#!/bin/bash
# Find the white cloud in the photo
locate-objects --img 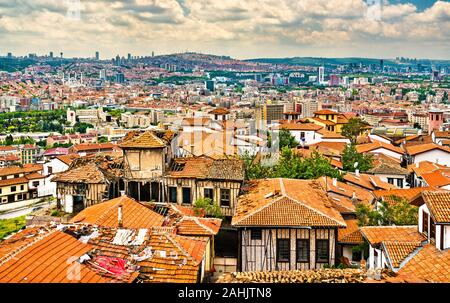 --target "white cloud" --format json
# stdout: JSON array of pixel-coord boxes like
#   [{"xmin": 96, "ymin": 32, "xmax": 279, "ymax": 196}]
[{"xmin": 0, "ymin": 0, "xmax": 449, "ymax": 58}]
